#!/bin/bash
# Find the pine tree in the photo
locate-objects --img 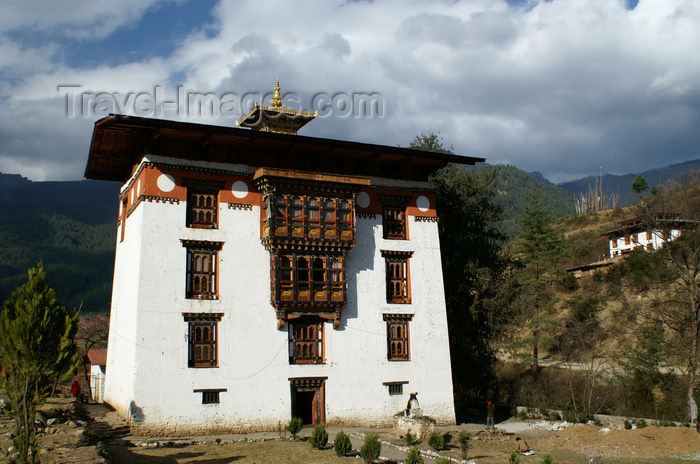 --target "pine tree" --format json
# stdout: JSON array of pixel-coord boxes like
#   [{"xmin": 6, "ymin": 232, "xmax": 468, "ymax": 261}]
[
  {"xmin": 0, "ymin": 263, "xmax": 79, "ymax": 463},
  {"xmin": 632, "ymin": 173, "xmax": 649, "ymax": 196},
  {"xmin": 513, "ymin": 190, "xmax": 567, "ymax": 372}
]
